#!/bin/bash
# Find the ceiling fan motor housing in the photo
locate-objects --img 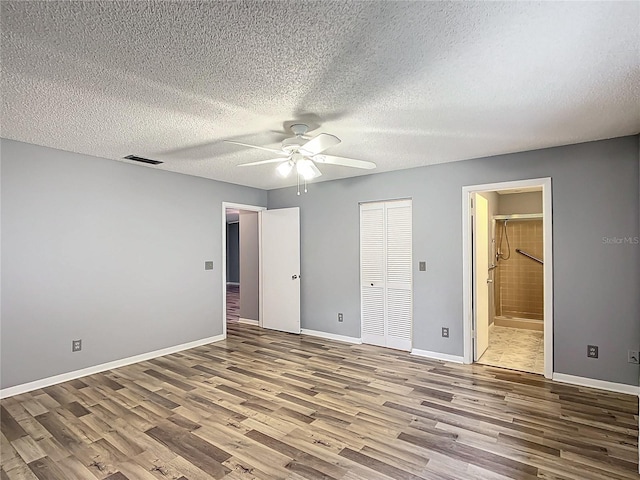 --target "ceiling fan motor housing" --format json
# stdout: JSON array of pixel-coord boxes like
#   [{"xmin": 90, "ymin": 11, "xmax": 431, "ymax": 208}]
[
  {"xmin": 289, "ymin": 124, "xmax": 309, "ymax": 136},
  {"xmin": 281, "ymin": 136, "xmax": 306, "ymax": 152}
]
